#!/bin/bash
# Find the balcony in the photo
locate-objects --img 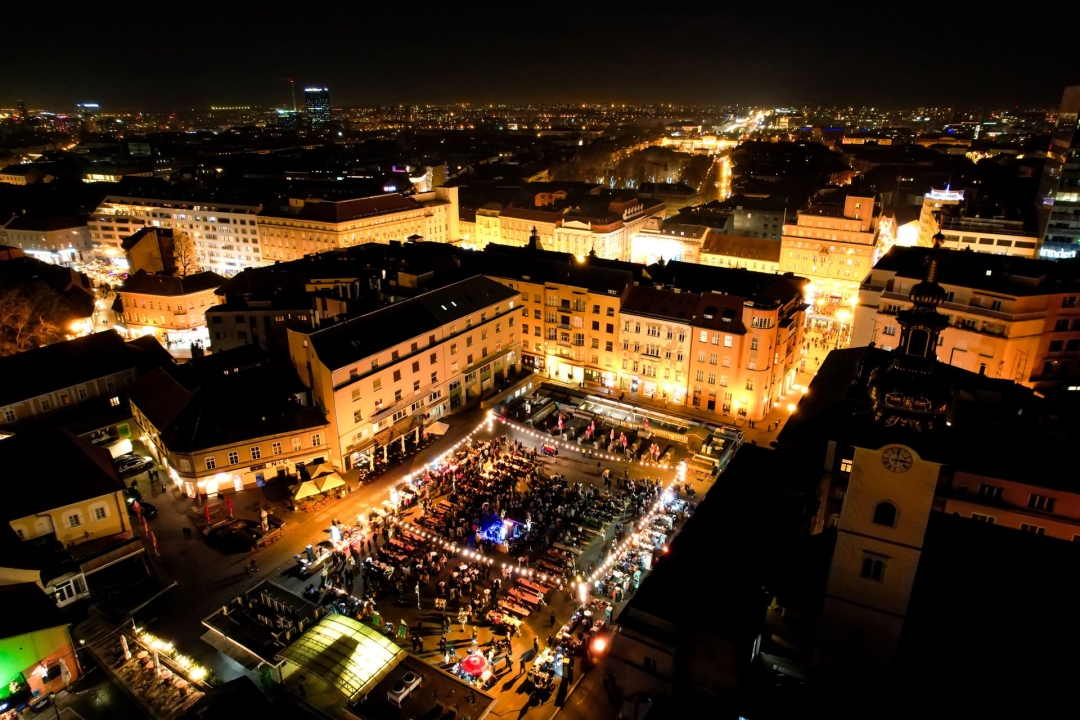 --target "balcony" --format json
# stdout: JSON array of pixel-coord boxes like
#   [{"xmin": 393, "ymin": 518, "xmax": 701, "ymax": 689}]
[{"xmin": 878, "ymin": 291, "xmax": 1045, "ymax": 323}]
